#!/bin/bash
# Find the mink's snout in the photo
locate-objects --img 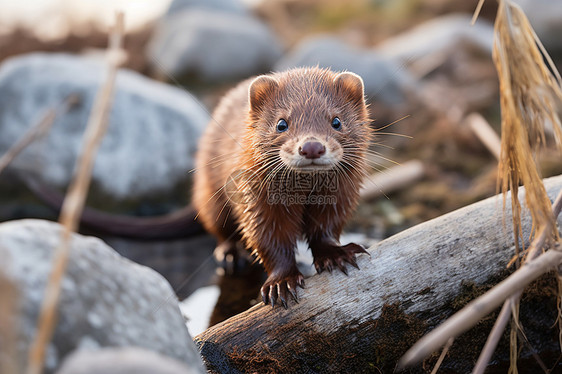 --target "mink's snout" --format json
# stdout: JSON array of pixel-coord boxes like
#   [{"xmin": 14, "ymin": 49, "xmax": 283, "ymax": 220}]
[{"xmin": 298, "ymin": 141, "xmax": 326, "ymax": 159}]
